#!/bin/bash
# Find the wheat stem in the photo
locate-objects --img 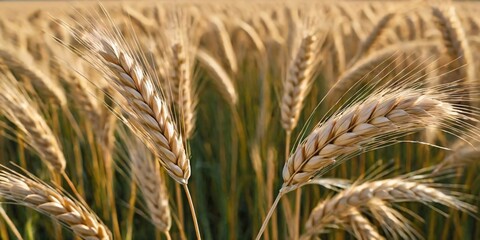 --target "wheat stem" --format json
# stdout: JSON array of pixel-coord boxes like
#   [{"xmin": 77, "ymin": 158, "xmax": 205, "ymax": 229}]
[
  {"xmin": 293, "ymin": 189, "xmax": 302, "ymax": 240},
  {"xmin": 0, "ymin": 206, "xmax": 23, "ymax": 240},
  {"xmin": 175, "ymin": 184, "xmax": 186, "ymax": 240},
  {"xmin": 256, "ymin": 191, "xmax": 285, "ymax": 240},
  {"xmin": 125, "ymin": 179, "xmax": 137, "ymax": 240},
  {"xmin": 164, "ymin": 231, "xmax": 172, "ymax": 240},
  {"xmin": 182, "ymin": 184, "xmax": 201, "ymax": 240}
]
